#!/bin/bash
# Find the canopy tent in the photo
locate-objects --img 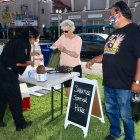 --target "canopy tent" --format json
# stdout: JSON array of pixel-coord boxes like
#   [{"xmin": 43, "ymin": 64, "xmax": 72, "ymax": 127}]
[{"xmin": 52, "ymin": 0, "xmax": 71, "ymax": 10}]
